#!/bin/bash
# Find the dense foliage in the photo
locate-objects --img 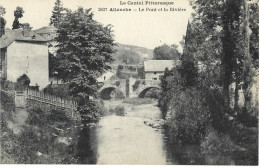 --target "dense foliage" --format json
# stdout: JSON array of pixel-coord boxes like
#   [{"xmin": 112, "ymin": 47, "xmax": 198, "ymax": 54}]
[
  {"xmin": 55, "ymin": 7, "xmax": 116, "ymax": 99},
  {"xmin": 43, "ymin": 84, "xmax": 71, "ymax": 99},
  {"xmin": 116, "ymin": 49, "xmax": 141, "ymax": 64},
  {"xmin": 0, "ymin": 5, "xmax": 6, "ymax": 37},
  {"xmin": 16, "ymin": 74, "xmax": 30, "ymax": 90},
  {"xmin": 153, "ymin": 44, "xmax": 180, "ymax": 60},
  {"xmin": 0, "ymin": 91, "xmax": 79, "ymax": 163},
  {"xmin": 48, "ymin": 52, "xmax": 59, "ymax": 77},
  {"xmin": 50, "ymin": 0, "xmax": 64, "ymax": 28},
  {"xmin": 144, "ymin": 88, "xmax": 161, "ymax": 99},
  {"xmin": 12, "ymin": 6, "xmax": 24, "ymax": 29},
  {"xmin": 159, "ymin": 1, "xmax": 258, "ymax": 161},
  {"xmin": 77, "ymin": 101, "xmax": 102, "ymax": 123}
]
